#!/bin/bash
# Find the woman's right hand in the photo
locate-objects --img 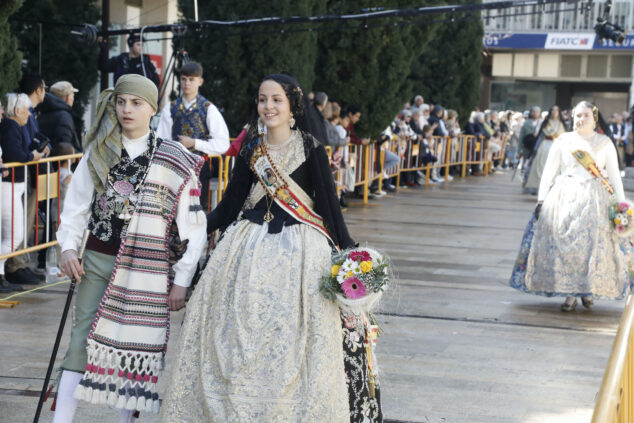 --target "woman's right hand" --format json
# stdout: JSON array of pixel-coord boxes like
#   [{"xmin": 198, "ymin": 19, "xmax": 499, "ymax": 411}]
[{"xmin": 60, "ymin": 249, "xmax": 85, "ymax": 282}]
